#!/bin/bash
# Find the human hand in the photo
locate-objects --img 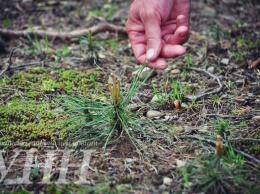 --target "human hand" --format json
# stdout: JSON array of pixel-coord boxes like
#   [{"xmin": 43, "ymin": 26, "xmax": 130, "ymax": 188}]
[{"xmin": 126, "ymin": 0, "xmax": 190, "ymax": 70}]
